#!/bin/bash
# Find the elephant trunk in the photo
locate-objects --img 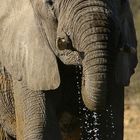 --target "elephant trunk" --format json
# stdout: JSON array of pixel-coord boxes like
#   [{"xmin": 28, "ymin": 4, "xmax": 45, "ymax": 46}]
[
  {"xmin": 71, "ymin": 2, "xmax": 113, "ymax": 111},
  {"xmin": 81, "ymin": 45, "xmax": 109, "ymax": 111},
  {"xmin": 57, "ymin": 0, "xmax": 114, "ymax": 111}
]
